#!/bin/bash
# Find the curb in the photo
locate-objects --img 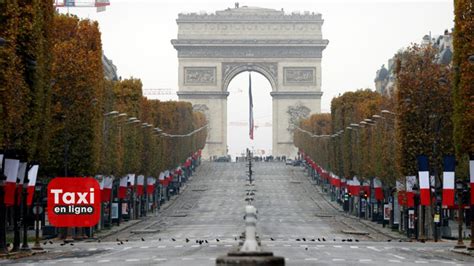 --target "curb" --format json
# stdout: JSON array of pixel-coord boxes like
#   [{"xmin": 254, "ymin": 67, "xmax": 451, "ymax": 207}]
[
  {"xmin": 450, "ymin": 248, "xmax": 474, "ymax": 257},
  {"xmin": 0, "ymin": 250, "xmax": 47, "ymax": 260}
]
